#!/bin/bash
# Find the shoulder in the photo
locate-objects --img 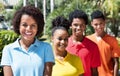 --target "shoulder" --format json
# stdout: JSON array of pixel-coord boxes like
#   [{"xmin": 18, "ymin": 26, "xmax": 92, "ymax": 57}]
[
  {"xmin": 87, "ymin": 34, "xmax": 95, "ymax": 38},
  {"xmin": 3, "ymin": 39, "xmax": 19, "ymax": 50},
  {"xmin": 35, "ymin": 39, "xmax": 51, "ymax": 47},
  {"xmin": 68, "ymin": 53, "xmax": 81, "ymax": 61},
  {"xmin": 35, "ymin": 40, "xmax": 53, "ymax": 54},
  {"xmin": 67, "ymin": 53, "xmax": 83, "ymax": 69},
  {"xmin": 104, "ymin": 34, "xmax": 119, "ymax": 47},
  {"xmin": 103, "ymin": 34, "xmax": 118, "ymax": 45},
  {"xmin": 83, "ymin": 37, "xmax": 99, "ymax": 52},
  {"xmin": 68, "ymin": 36, "xmax": 72, "ymax": 42},
  {"xmin": 83, "ymin": 37, "xmax": 97, "ymax": 46},
  {"xmin": 104, "ymin": 34, "xmax": 117, "ymax": 41},
  {"xmin": 2, "ymin": 39, "xmax": 19, "ymax": 55}
]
